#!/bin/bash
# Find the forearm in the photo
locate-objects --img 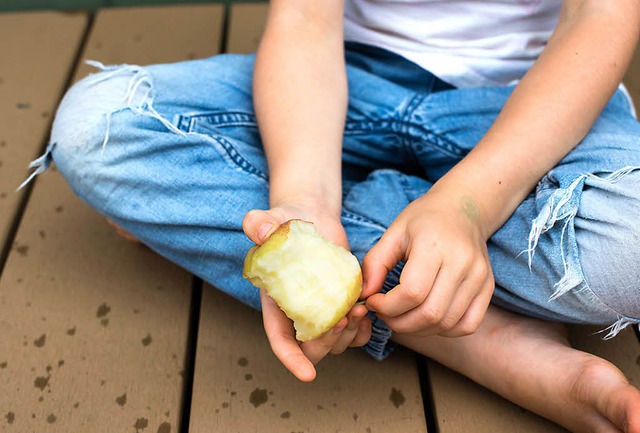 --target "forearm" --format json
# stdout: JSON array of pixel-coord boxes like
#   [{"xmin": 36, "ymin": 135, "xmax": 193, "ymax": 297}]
[
  {"xmin": 254, "ymin": 1, "xmax": 347, "ymax": 215},
  {"xmin": 437, "ymin": 0, "xmax": 640, "ymax": 237}
]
